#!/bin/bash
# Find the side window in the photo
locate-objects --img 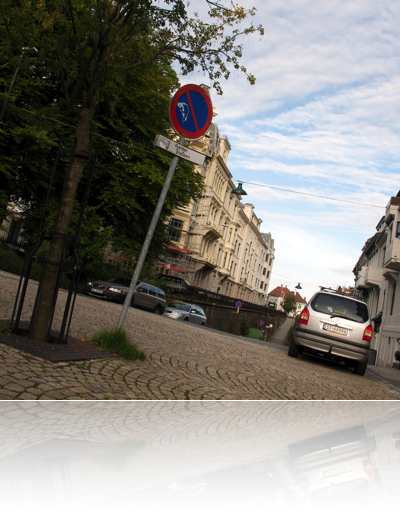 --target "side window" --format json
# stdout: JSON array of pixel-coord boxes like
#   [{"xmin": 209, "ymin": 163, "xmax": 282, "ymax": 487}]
[
  {"xmin": 156, "ymin": 288, "xmax": 165, "ymax": 299},
  {"xmin": 197, "ymin": 306, "xmax": 206, "ymax": 316},
  {"xmin": 149, "ymin": 285, "xmax": 157, "ymax": 297},
  {"xmin": 137, "ymin": 284, "xmax": 148, "ymax": 294}
]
